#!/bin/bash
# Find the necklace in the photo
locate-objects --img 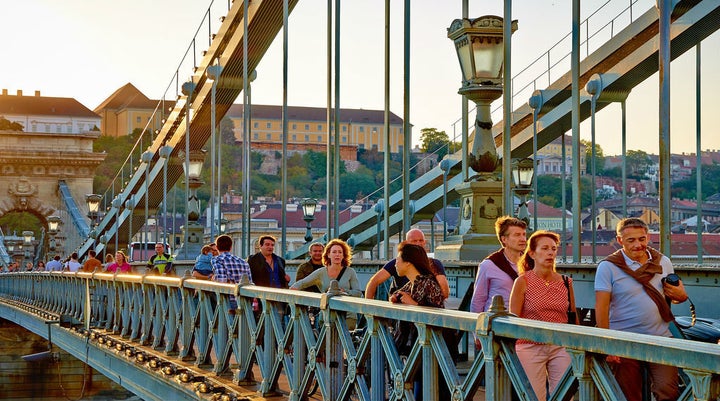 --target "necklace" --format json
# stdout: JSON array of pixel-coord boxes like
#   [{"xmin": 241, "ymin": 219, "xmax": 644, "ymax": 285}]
[{"xmin": 535, "ymin": 270, "xmax": 552, "ymax": 286}]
